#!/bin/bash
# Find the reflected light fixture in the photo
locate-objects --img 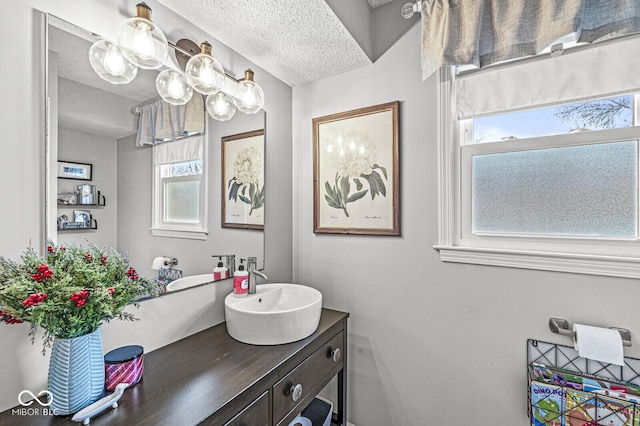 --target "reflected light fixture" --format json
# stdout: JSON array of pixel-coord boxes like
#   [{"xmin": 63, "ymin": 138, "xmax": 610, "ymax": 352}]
[
  {"xmin": 88, "ymin": 40, "xmax": 138, "ymax": 84},
  {"xmin": 156, "ymin": 69, "xmax": 193, "ymax": 105},
  {"xmin": 88, "ymin": 3, "xmax": 265, "ymax": 120},
  {"xmin": 206, "ymin": 92, "xmax": 236, "ymax": 121},
  {"xmin": 185, "ymin": 41, "xmax": 225, "ymax": 95},
  {"xmin": 118, "ymin": 2, "xmax": 168, "ymax": 69},
  {"xmin": 233, "ymin": 69, "xmax": 265, "ymax": 114}
]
